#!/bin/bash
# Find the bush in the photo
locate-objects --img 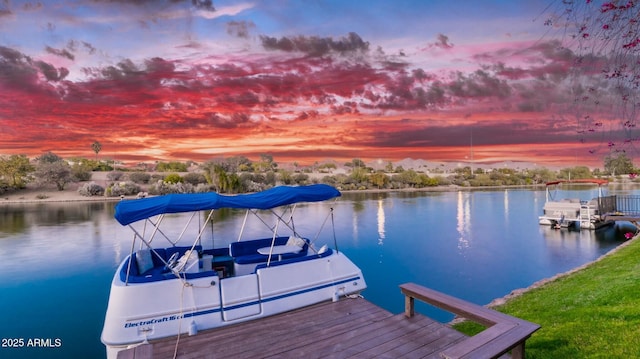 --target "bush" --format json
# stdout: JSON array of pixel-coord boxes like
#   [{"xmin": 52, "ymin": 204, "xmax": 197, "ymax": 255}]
[
  {"xmin": 164, "ymin": 173, "xmax": 183, "ymax": 184},
  {"xmin": 155, "ymin": 161, "xmax": 188, "ymax": 172},
  {"xmin": 293, "ymin": 173, "xmax": 309, "ymax": 185},
  {"xmin": 71, "ymin": 163, "xmax": 93, "ymax": 182},
  {"xmin": 93, "ymin": 163, "xmax": 113, "ymax": 171},
  {"xmin": 0, "ymin": 181, "xmax": 9, "ymax": 194},
  {"xmin": 148, "ymin": 180, "xmax": 194, "ymax": 195},
  {"xmin": 194, "ymin": 183, "xmax": 213, "ymax": 193},
  {"xmin": 128, "ymin": 172, "xmax": 151, "ymax": 184},
  {"xmin": 183, "ymin": 172, "xmax": 207, "ymax": 185},
  {"xmin": 435, "ymin": 176, "xmax": 451, "ymax": 186},
  {"xmin": 77, "ymin": 182, "xmax": 105, "ymax": 197},
  {"xmin": 151, "ymin": 174, "xmax": 165, "ymax": 183},
  {"xmin": 106, "ymin": 181, "xmax": 140, "ymax": 197},
  {"xmin": 73, "ymin": 170, "xmax": 92, "ymax": 182},
  {"xmin": 107, "ymin": 171, "xmax": 124, "ymax": 181}
]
